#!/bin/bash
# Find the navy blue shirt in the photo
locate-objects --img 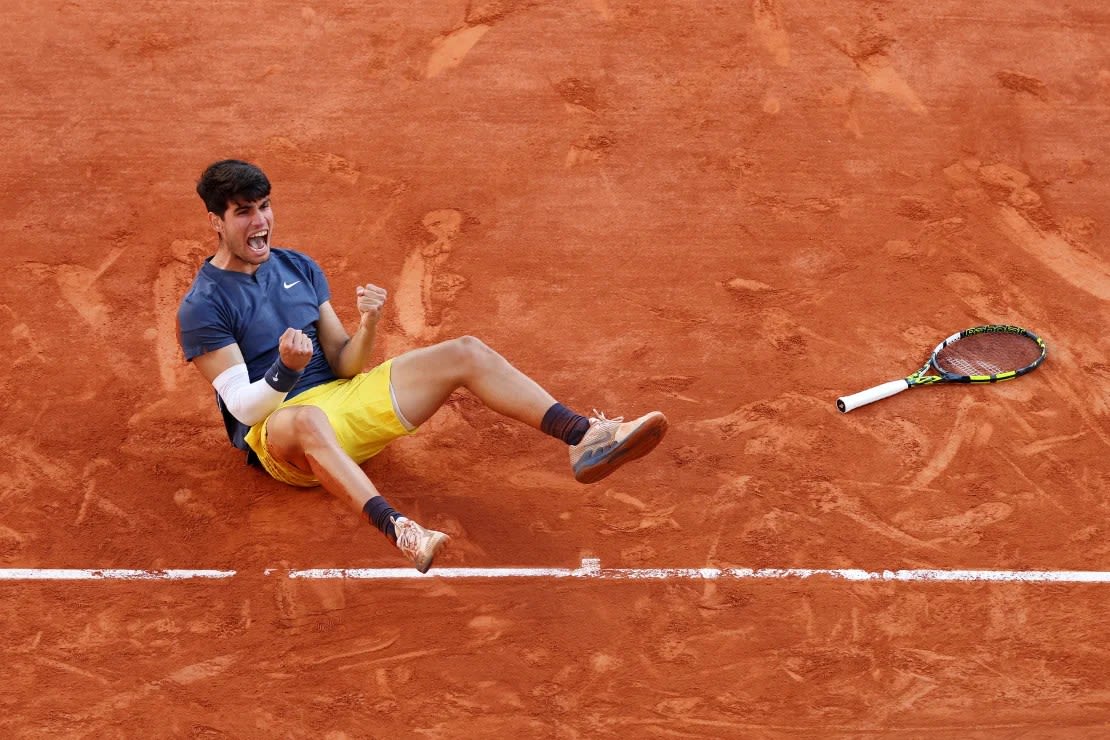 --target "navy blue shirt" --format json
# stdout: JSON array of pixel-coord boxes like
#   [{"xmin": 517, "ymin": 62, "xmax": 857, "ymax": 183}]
[{"xmin": 178, "ymin": 248, "xmax": 337, "ymax": 451}]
